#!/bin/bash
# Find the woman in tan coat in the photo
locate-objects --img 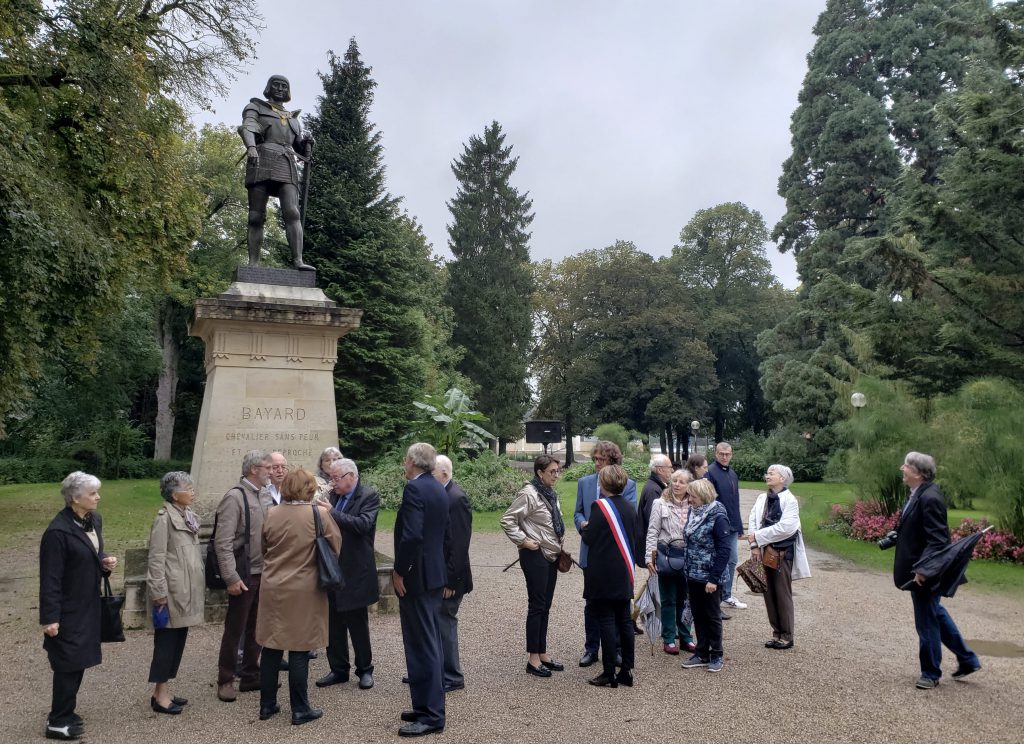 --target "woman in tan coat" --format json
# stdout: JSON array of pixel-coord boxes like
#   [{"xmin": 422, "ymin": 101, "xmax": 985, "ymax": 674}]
[
  {"xmin": 256, "ymin": 468, "xmax": 340, "ymax": 726},
  {"xmin": 146, "ymin": 471, "xmax": 204, "ymax": 715}
]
